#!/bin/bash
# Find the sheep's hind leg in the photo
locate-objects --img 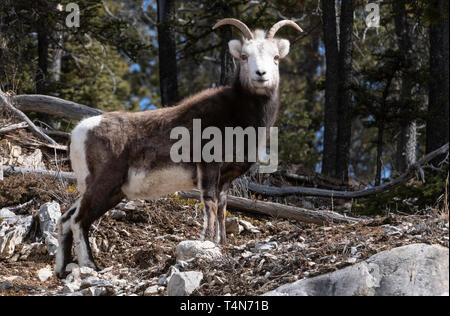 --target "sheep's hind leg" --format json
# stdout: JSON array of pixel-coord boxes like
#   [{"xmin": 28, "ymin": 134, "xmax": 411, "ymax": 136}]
[
  {"xmin": 55, "ymin": 199, "xmax": 81, "ymax": 278},
  {"xmin": 217, "ymin": 184, "xmax": 229, "ymax": 245},
  {"xmin": 71, "ymin": 185, "xmax": 124, "ymax": 270}
]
